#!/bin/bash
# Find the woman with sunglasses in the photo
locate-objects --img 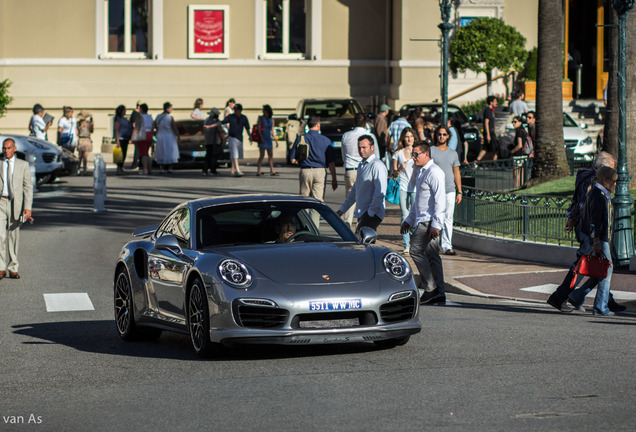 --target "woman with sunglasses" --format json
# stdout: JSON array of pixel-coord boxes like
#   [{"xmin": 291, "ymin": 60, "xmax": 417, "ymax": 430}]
[
  {"xmin": 509, "ymin": 115, "xmax": 529, "ymax": 157},
  {"xmin": 430, "ymin": 125, "xmax": 462, "ymax": 256},
  {"xmin": 392, "ymin": 127, "xmax": 418, "ymax": 254}
]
